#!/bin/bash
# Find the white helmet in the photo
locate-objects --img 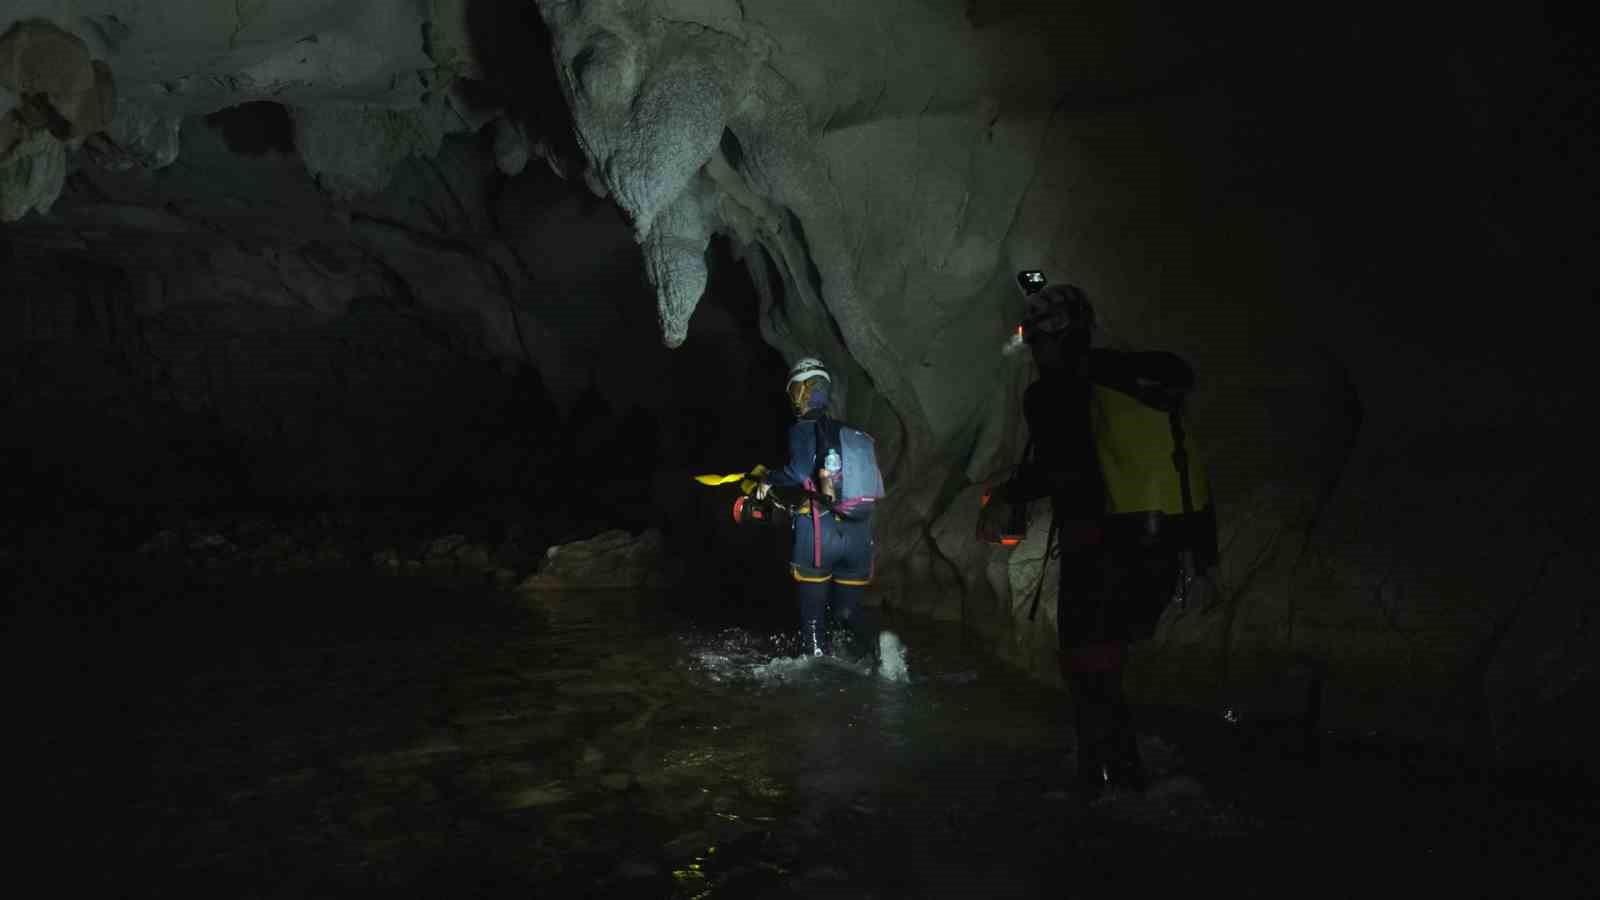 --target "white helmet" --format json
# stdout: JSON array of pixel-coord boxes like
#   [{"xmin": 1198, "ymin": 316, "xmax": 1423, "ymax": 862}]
[{"xmin": 786, "ymin": 357, "xmax": 831, "ymax": 388}]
